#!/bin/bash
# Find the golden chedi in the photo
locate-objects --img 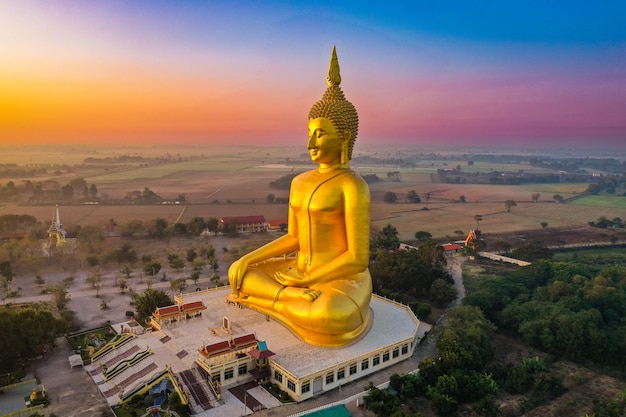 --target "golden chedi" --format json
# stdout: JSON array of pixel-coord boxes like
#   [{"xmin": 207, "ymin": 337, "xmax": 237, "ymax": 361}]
[{"xmin": 228, "ymin": 47, "xmax": 372, "ymax": 346}]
